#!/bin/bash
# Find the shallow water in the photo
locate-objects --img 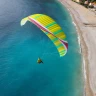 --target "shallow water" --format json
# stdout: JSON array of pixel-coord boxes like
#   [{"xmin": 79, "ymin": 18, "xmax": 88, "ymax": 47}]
[{"xmin": 0, "ymin": 0, "xmax": 83, "ymax": 96}]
